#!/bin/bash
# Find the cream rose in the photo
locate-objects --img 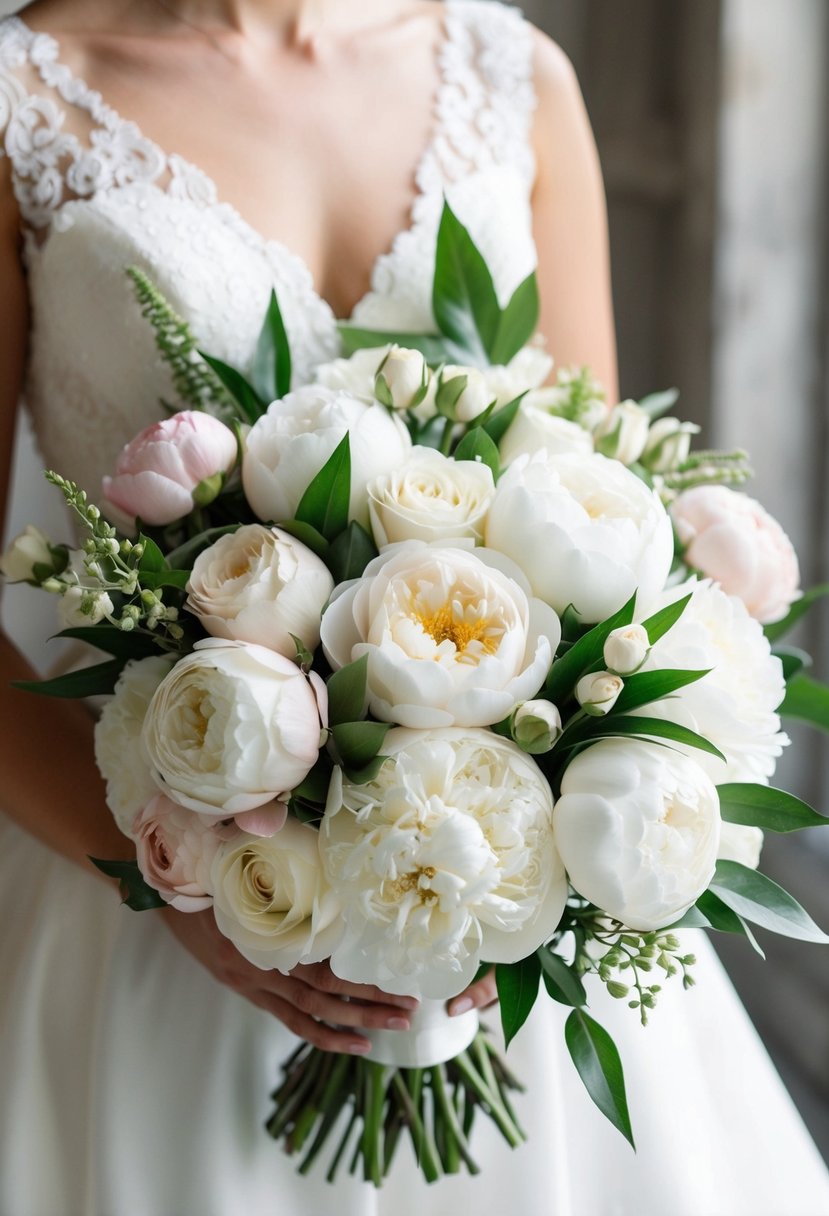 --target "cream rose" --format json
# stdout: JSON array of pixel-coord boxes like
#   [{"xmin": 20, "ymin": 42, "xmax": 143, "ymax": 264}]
[
  {"xmin": 554, "ymin": 738, "xmax": 721, "ymax": 931},
  {"xmin": 133, "ymin": 793, "xmax": 225, "ymax": 912},
  {"xmin": 367, "ymin": 447, "xmax": 495, "ymax": 547},
  {"xmin": 185, "ymin": 524, "xmax": 334, "ymax": 657},
  {"xmin": 320, "ymin": 728, "xmax": 568, "ymax": 999},
  {"xmin": 486, "ymin": 450, "xmax": 674, "ymax": 623},
  {"xmin": 142, "ymin": 639, "xmax": 326, "ymax": 816},
  {"xmin": 94, "ymin": 655, "xmax": 175, "ymax": 835},
  {"xmin": 321, "ymin": 540, "xmax": 560, "ymax": 728}
]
